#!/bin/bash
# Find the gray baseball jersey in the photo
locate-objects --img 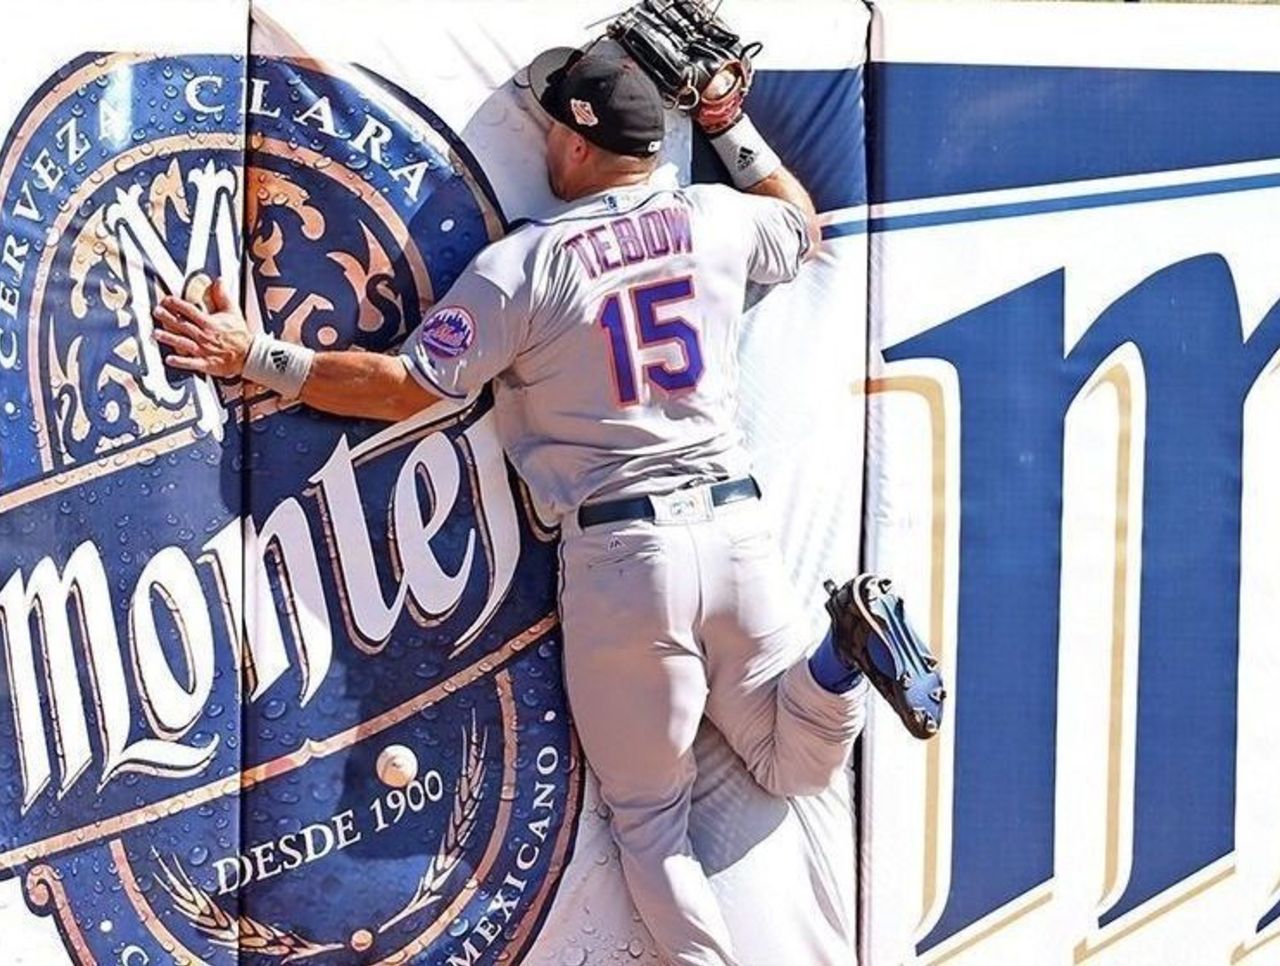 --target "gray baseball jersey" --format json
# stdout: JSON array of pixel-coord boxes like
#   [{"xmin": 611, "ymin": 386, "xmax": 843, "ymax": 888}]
[
  {"xmin": 402, "ymin": 176, "xmax": 863, "ymax": 965},
  {"xmin": 400, "ymin": 180, "xmax": 809, "ymax": 519}
]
